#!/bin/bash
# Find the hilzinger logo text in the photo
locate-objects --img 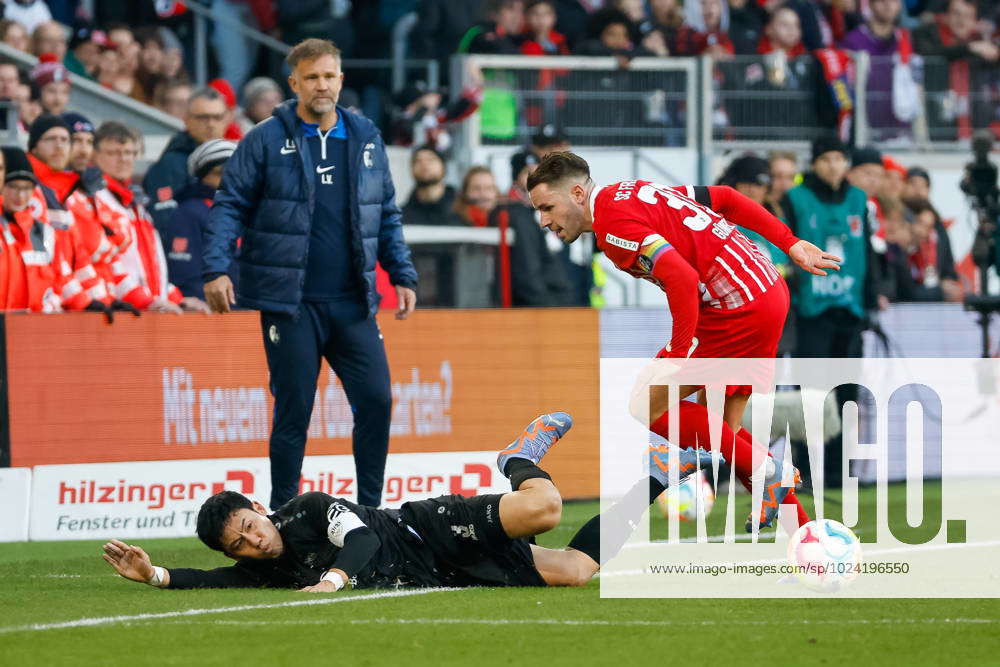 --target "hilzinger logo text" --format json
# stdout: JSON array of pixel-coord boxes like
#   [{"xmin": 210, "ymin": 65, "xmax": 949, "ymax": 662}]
[{"xmin": 57, "ymin": 471, "xmax": 254, "ymax": 510}]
